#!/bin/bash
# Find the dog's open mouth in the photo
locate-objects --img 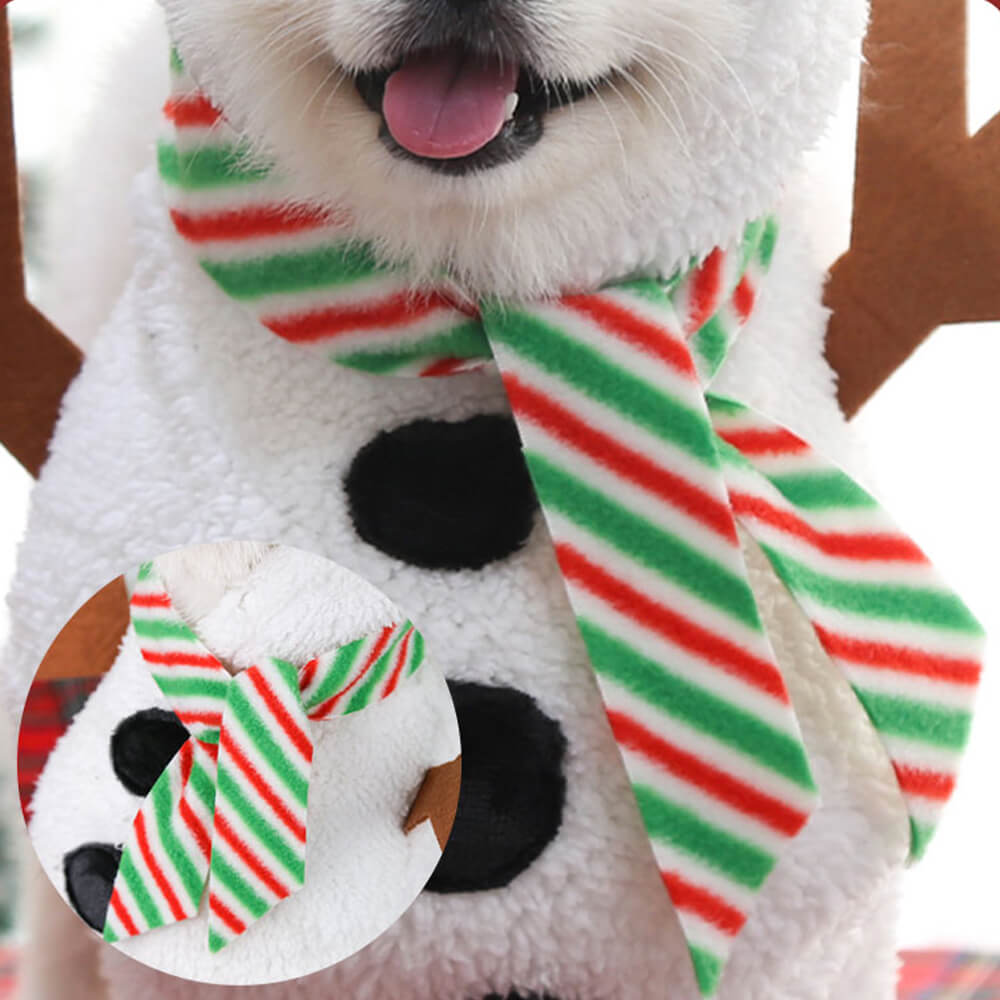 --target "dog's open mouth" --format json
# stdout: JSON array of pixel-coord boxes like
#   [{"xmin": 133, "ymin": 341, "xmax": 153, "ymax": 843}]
[{"xmin": 354, "ymin": 45, "xmax": 604, "ymax": 175}]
